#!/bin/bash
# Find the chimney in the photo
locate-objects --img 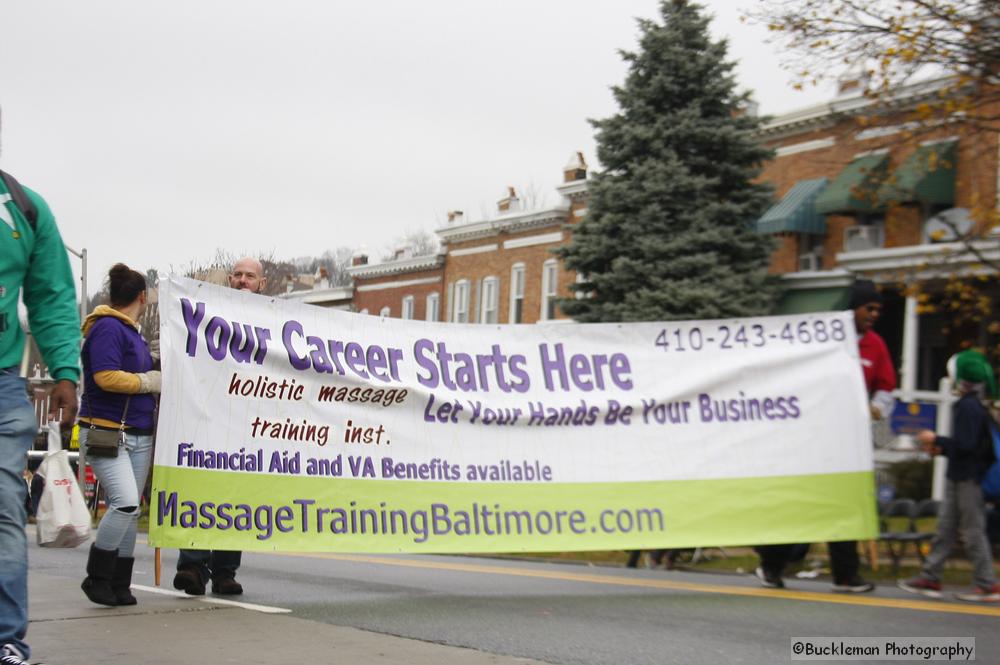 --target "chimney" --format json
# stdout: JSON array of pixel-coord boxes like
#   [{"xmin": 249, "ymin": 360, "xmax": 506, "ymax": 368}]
[
  {"xmin": 316, "ymin": 267, "xmax": 330, "ymax": 290},
  {"xmin": 563, "ymin": 151, "xmax": 588, "ymax": 183},
  {"xmin": 497, "ymin": 186, "xmax": 519, "ymax": 213},
  {"xmin": 447, "ymin": 210, "xmax": 465, "ymax": 225},
  {"xmin": 352, "ymin": 253, "xmax": 368, "ymax": 267}
]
